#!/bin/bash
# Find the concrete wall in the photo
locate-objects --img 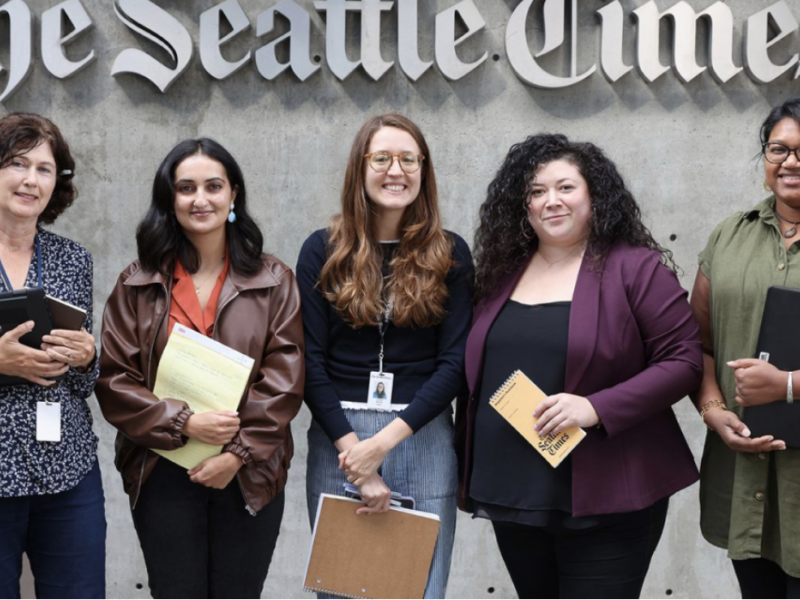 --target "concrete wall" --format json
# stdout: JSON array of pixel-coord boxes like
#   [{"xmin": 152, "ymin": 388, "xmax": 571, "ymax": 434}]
[{"xmin": 6, "ymin": 0, "xmax": 798, "ymax": 596}]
